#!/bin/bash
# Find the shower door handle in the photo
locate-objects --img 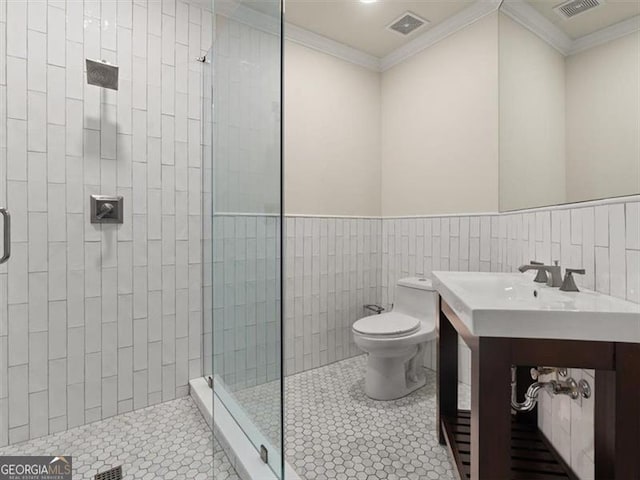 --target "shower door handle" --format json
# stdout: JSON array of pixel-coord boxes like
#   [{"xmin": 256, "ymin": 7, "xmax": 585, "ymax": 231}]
[{"xmin": 0, "ymin": 209, "xmax": 10, "ymax": 264}]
